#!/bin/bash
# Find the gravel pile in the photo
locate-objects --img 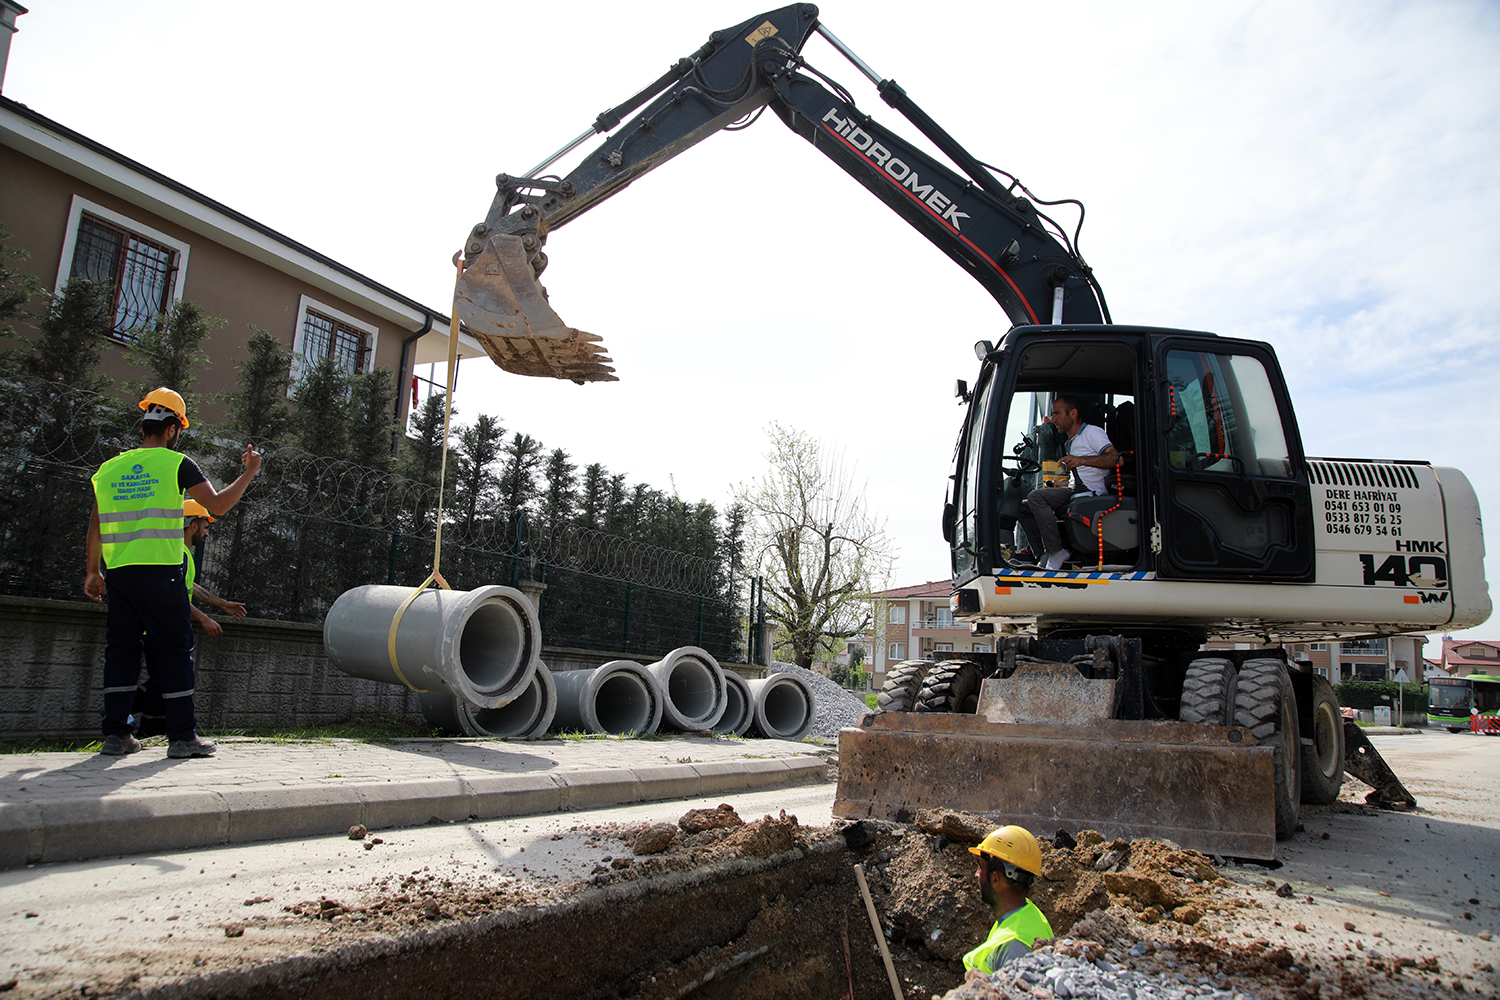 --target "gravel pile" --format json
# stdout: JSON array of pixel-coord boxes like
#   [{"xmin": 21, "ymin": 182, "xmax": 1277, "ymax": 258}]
[
  {"xmin": 767, "ymin": 660, "xmax": 871, "ymax": 741},
  {"xmin": 949, "ymin": 944, "xmax": 1261, "ymax": 1000}
]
